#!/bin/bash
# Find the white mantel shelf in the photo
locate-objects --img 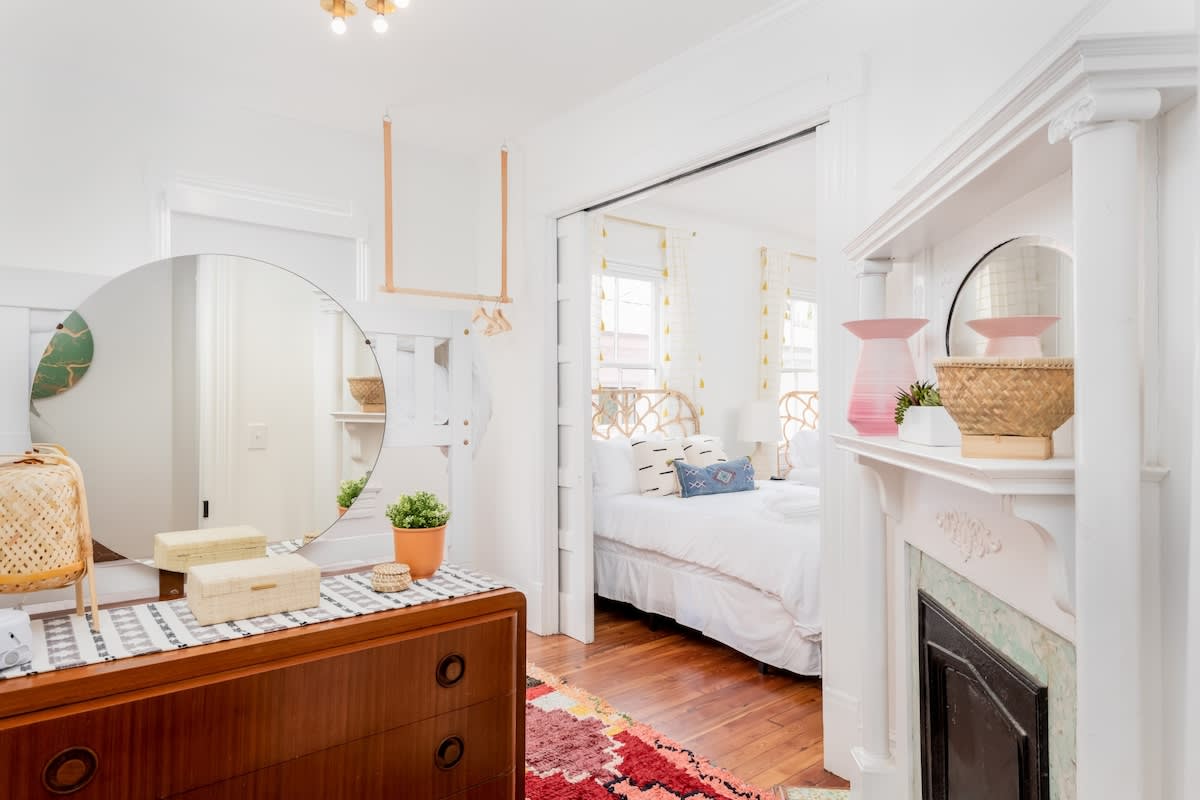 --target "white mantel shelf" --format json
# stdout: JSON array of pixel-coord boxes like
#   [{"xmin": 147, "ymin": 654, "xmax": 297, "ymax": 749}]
[
  {"xmin": 833, "ymin": 434, "xmax": 1074, "ymax": 496},
  {"xmin": 832, "ymin": 434, "xmax": 1166, "ymax": 497}
]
